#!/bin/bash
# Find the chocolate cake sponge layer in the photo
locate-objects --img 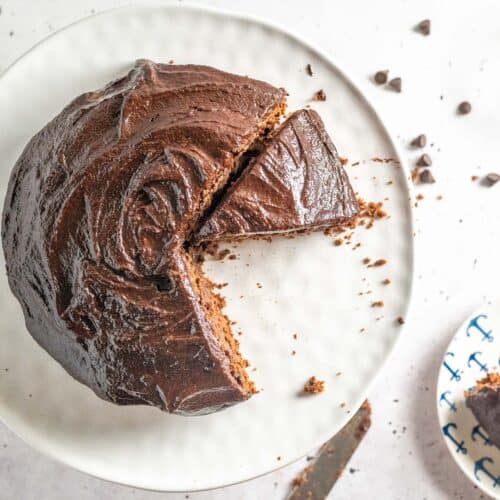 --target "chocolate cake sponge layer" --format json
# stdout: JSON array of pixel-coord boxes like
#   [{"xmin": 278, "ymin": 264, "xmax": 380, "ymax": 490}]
[
  {"xmin": 2, "ymin": 60, "xmax": 286, "ymax": 415},
  {"xmin": 194, "ymin": 109, "xmax": 359, "ymax": 243}
]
